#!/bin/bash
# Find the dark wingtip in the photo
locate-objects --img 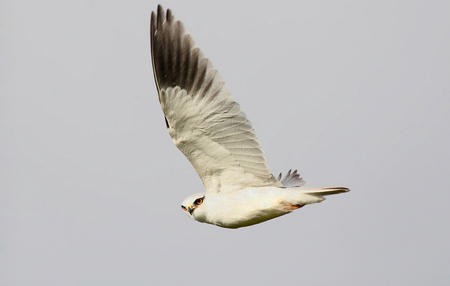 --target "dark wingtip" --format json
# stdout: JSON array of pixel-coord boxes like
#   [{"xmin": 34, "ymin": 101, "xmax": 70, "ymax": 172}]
[
  {"xmin": 150, "ymin": 11, "xmax": 156, "ymax": 37},
  {"xmin": 166, "ymin": 8, "xmax": 174, "ymax": 23},
  {"xmin": 157, "ymin": 5, "xmax": 165, "ymax": 30}
]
